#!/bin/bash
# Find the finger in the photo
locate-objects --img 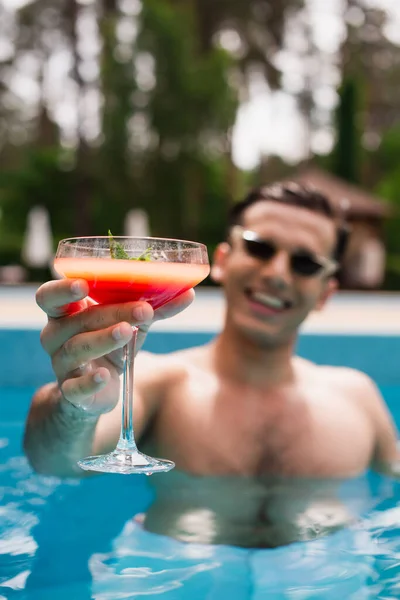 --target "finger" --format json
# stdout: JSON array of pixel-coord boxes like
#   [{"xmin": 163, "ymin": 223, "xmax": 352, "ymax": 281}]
[
  {"xmin": 60, "ymin": 367, "xmax": 111, "ymax": 412},
  {"xmin": 152, "ymin": 289, "xmax": 195, "ymax": 322},
  {"xmin": 41, "ymin": 301, "xmax": 154, "ymax": 355},
  {"xmin": 134, "ymin": 289, "xmax": 195, "ymax": 354},
  {"xmin": 36, "ymin": 279, "xmax": 89, "ymax": 318},
  {"xmin": 52, "ymin": 322, "xmax": 133, "ymax": 380}
]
